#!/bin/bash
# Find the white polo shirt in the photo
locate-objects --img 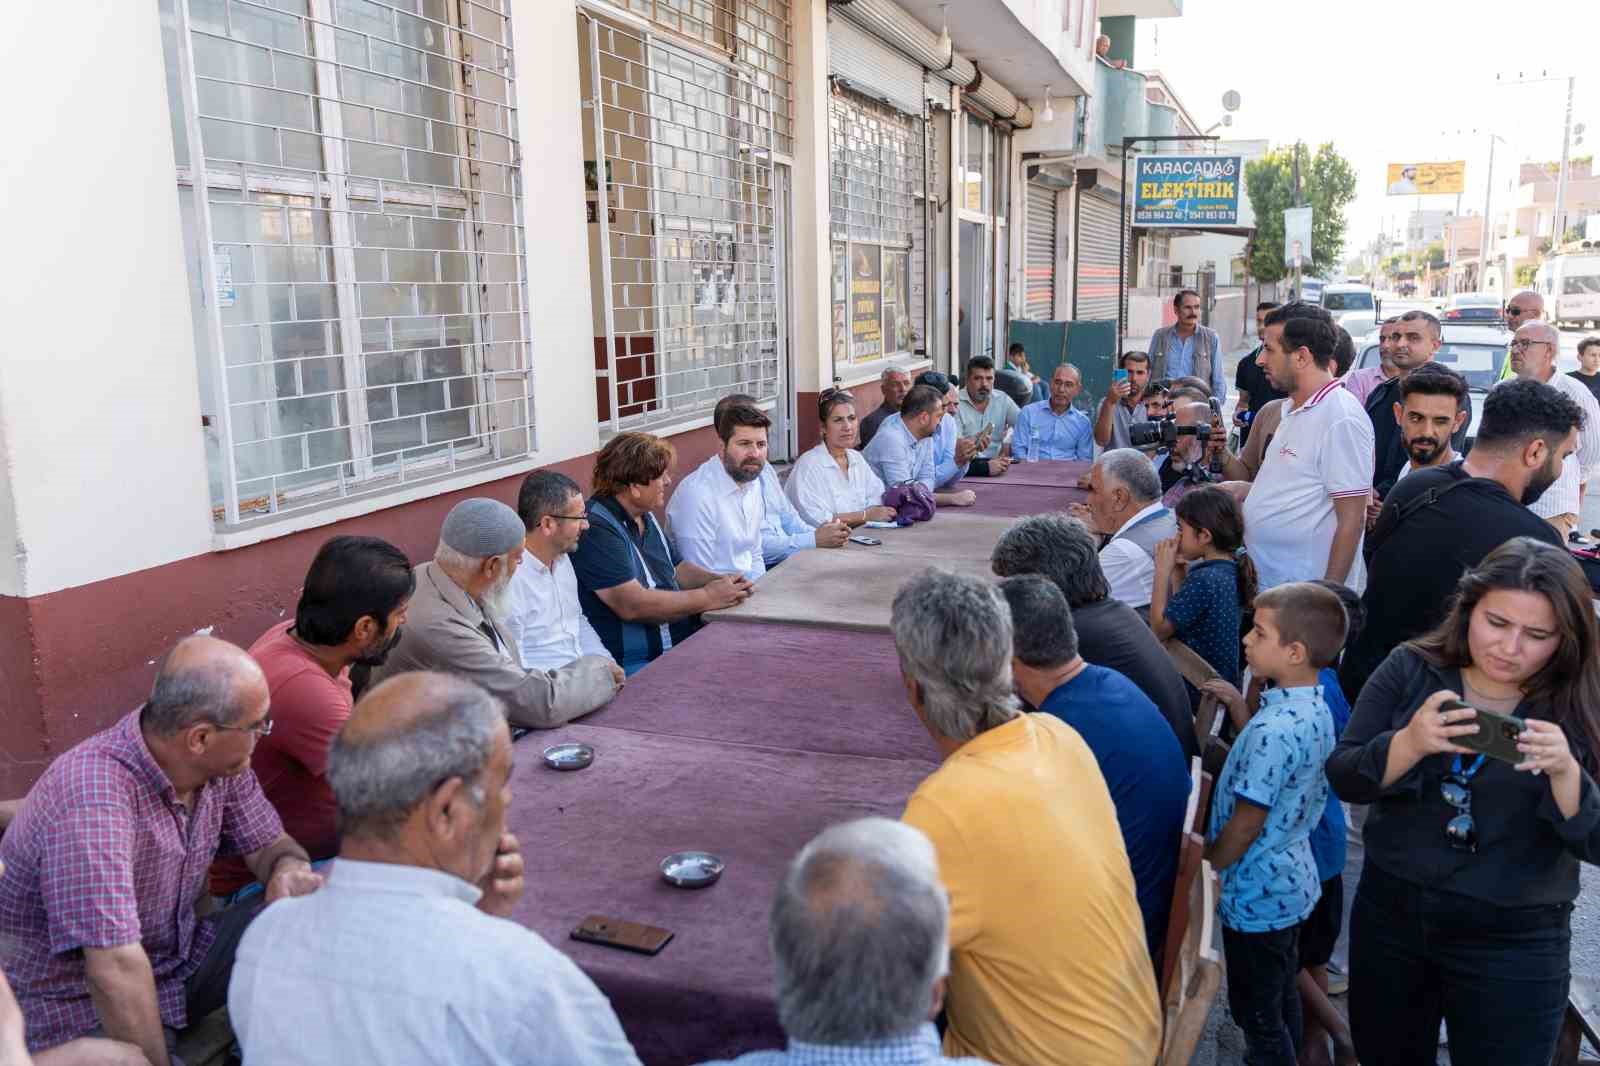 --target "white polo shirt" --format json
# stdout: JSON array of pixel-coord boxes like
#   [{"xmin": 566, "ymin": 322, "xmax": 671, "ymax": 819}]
[
  {"xmin": 1243, "ymin": 378, "xmax": 1374, "ymax": 592},
  {"xmin": 665, "ymin": 454, "xmax": 766, "ymax": 582}
]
